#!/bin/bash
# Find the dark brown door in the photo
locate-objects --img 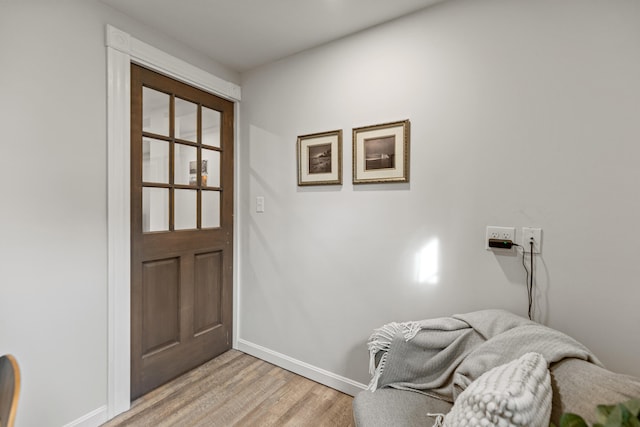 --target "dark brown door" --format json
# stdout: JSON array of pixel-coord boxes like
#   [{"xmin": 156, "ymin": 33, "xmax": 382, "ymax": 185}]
[{"xmin": 130, "ymin": 64, "xmax": 234, "ymax": 399}]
